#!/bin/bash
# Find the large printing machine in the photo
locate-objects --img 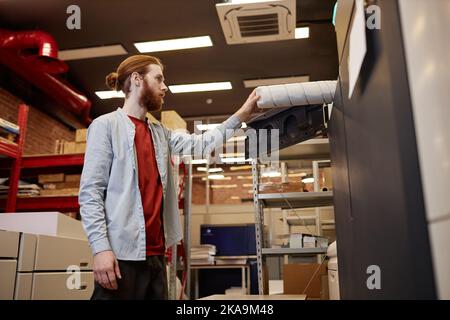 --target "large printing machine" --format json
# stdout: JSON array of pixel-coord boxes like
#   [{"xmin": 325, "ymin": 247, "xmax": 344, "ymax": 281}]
[
  {"xmin": 246, "ymin": 0, "xmax": 449, "ymax": 299},
  {"xmin": 0, "ymin": 212, "xmax": 94, "ymax": 300},
  {"xmin": 0, "ymin": 1, "xmax": 448, "ymax": 301}
]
